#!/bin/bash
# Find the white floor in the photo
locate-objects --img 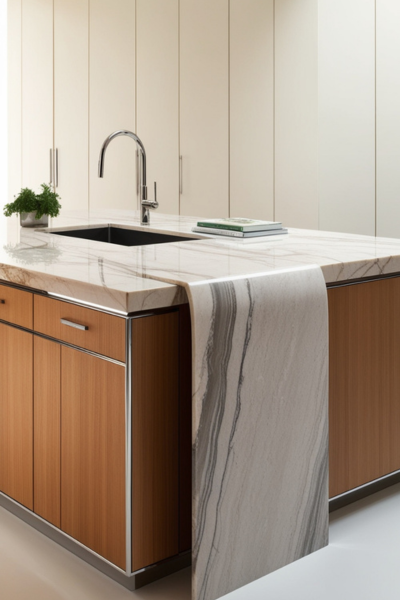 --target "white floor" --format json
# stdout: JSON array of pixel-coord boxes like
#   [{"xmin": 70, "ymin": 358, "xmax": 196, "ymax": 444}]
[{"xmin": 1, "ymin": 484, "xmax": 400, "ymax": 600}]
